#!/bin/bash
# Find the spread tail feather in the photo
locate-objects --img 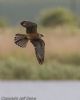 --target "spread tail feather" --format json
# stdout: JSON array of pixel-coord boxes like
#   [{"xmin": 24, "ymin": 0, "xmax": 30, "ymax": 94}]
[{"xmin": 14, "ymin": 34, "xmax": 28, "ymax": 48}]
